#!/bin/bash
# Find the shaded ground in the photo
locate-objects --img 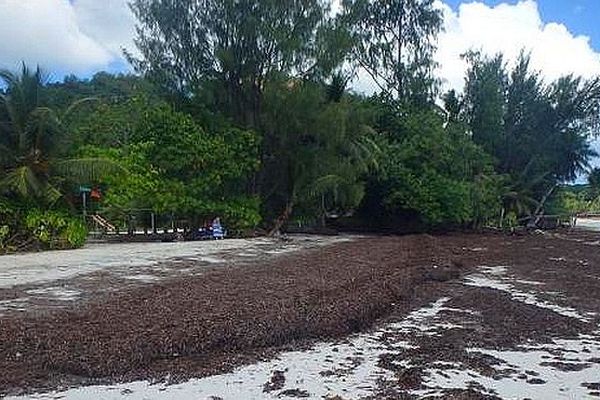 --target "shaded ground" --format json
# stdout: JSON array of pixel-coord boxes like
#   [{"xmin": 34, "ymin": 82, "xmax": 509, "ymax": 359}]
[{"xmin": 2, "ymin": 229, "xmax": 600, "ymax": 399}]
